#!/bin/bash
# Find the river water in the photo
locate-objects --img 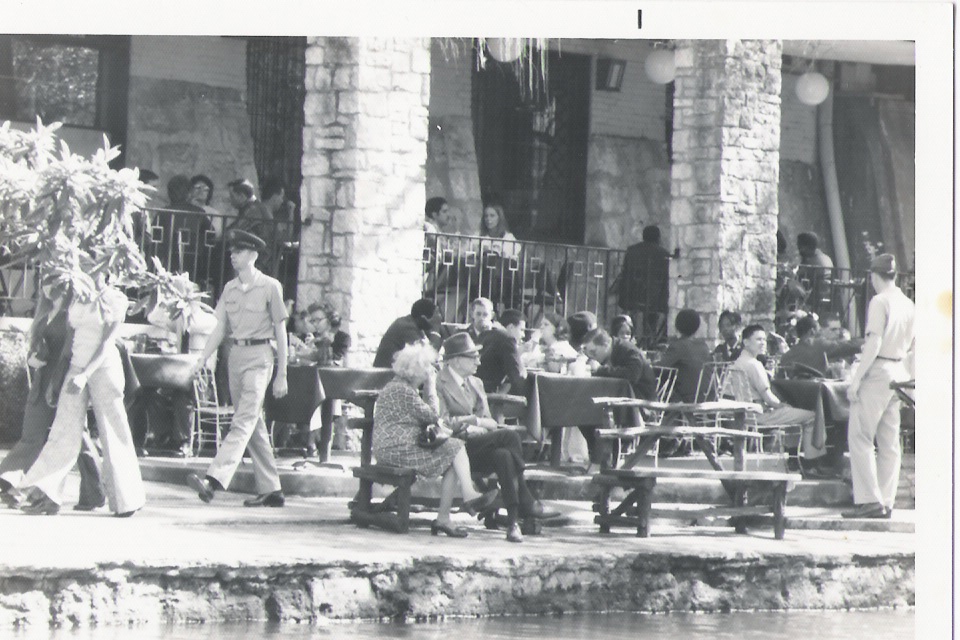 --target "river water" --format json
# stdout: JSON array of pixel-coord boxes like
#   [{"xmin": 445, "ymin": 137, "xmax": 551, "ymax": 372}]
[{"xmin": 14, "ymin": 609, "xmax": 913, "ymax": 639}]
